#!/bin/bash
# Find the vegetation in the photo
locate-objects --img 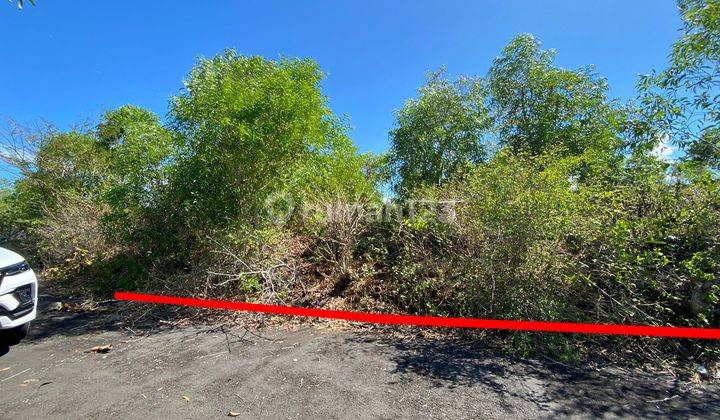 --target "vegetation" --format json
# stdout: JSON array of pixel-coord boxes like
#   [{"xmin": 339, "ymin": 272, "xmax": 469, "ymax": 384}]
[
  {"xmin": 1, "ymin": 0, "xmax": 719, "ymax": 368},
  {"xmin": 388, "ymin": 69, "xmax": 488, "ymax": 196},
  {"xmin": 487, "ymin": 34, "xmax": 622, "ymax": 157},
  {"xmin": 9, "ymin": 0, "xmax": 35, "ymax": 9}
]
